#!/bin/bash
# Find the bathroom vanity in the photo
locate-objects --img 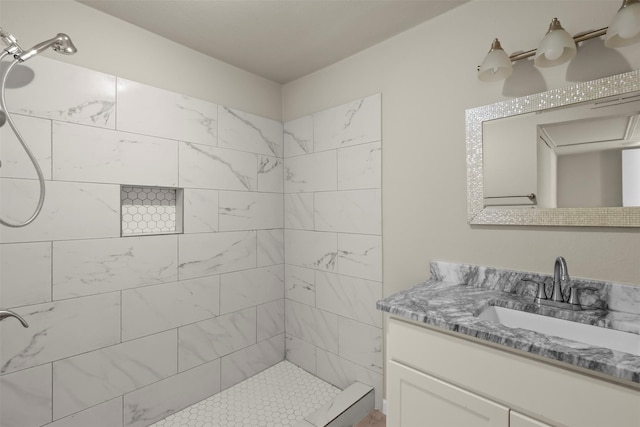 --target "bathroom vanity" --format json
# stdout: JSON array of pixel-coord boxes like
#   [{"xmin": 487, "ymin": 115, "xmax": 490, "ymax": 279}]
[{"xmin": 378, "ymin": 262, "xmax": 640, "ymax": 427}]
